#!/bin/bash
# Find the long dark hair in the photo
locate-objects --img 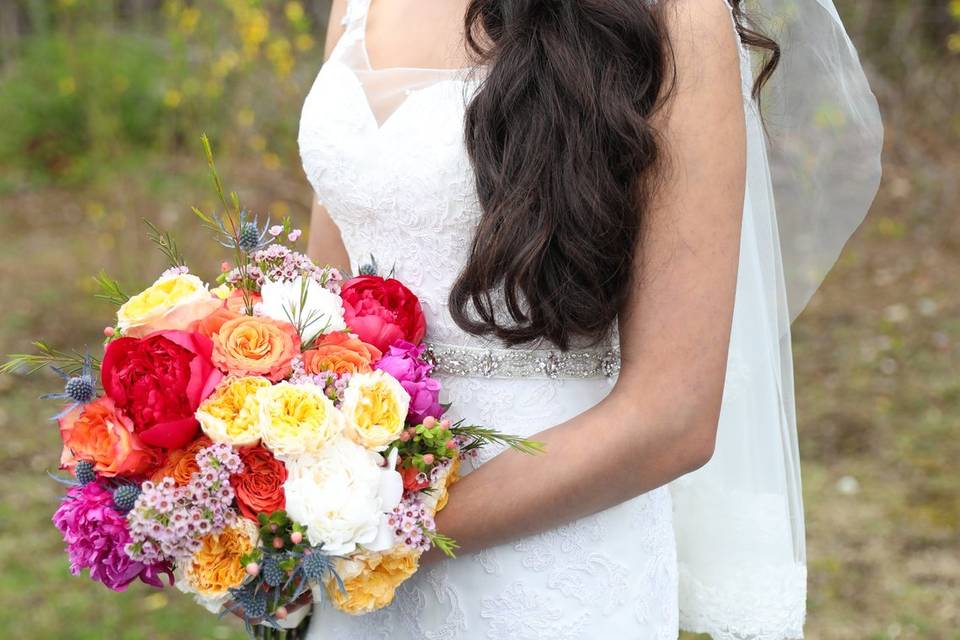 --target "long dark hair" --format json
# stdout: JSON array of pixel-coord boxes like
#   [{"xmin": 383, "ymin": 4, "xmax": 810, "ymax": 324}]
[{"xmin": 449, "ymin": 0, "xmax": 779, "ymax": 350}]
